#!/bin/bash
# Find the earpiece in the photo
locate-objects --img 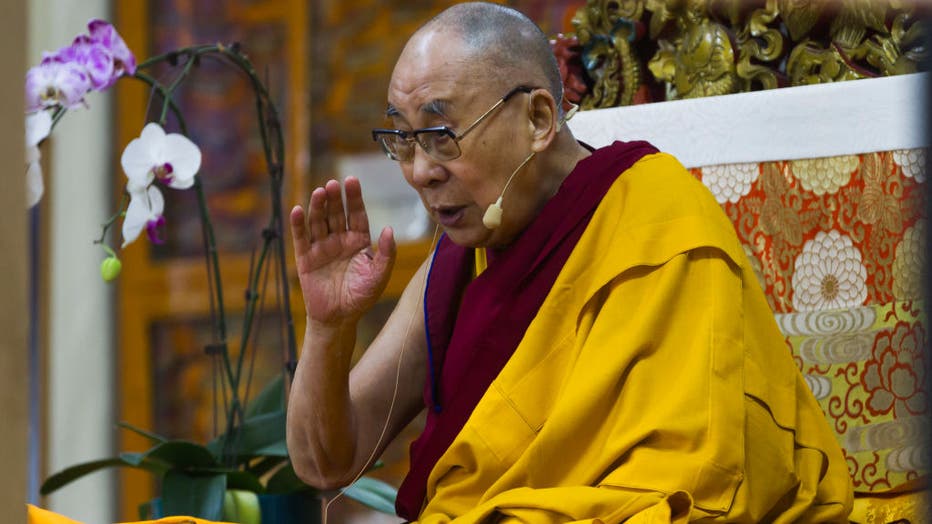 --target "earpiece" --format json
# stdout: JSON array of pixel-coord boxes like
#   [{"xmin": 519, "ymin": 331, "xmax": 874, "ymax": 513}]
[
  {"xmin": 484, "ymin": 100, "xmax": 576, "ymax": 231},
  {"xmin": 557, "ymin": 101, "xmax": 579, "ymax": 131}
]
